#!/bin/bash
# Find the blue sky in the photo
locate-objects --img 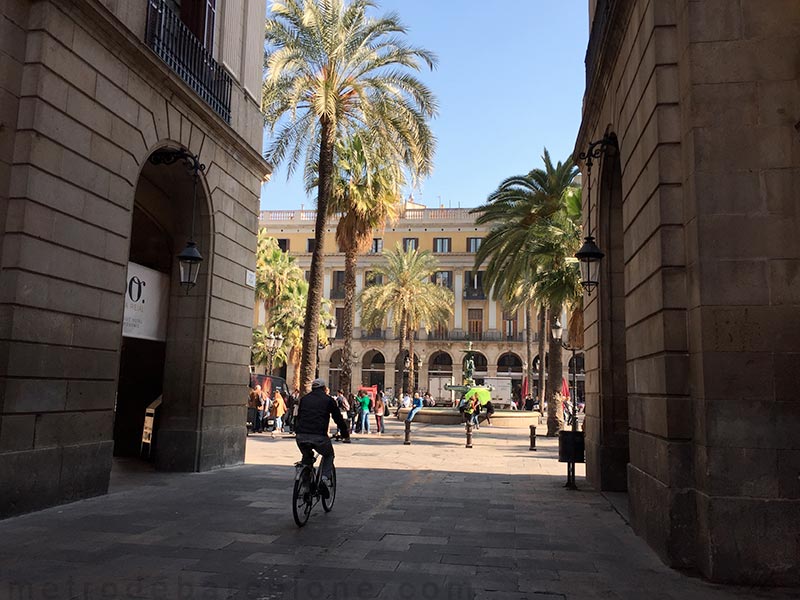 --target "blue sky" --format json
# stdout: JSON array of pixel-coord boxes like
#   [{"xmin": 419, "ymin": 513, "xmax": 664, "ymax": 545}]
[{"xmin": 260, "ymin": 1, "xmax": 589, "ymax": 211}]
